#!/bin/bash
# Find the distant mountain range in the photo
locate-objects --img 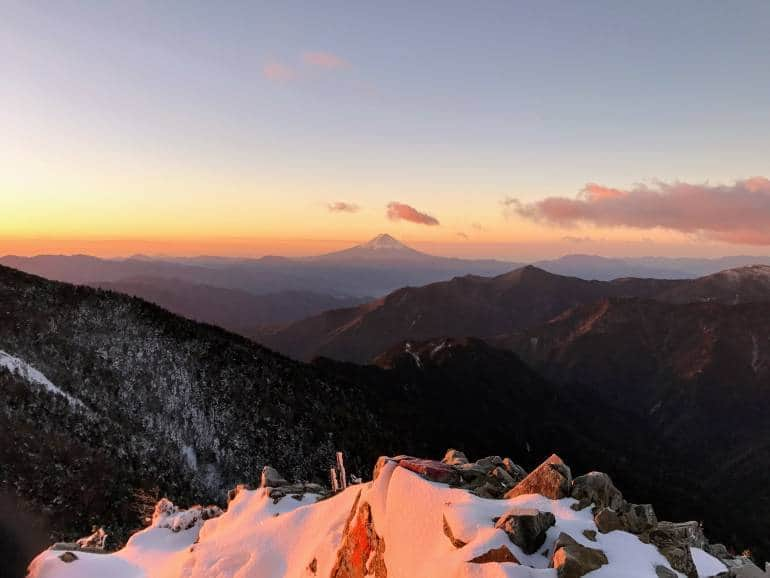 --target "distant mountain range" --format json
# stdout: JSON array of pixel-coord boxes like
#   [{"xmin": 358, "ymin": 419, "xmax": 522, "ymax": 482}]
[
  {"xmin": 256, "ymin": 266, "xmax": 679, "ymax": 363},
  {"xmin": 535, "ymin": 253, "xmax": 770, "ymax": 280},
  {"xmin": 93, "ymin": 277, "xmax": 370, "ymax": 332},
  {"xmin": 0, "ymin": 234, "xmax": 520, "ymax": 299},
  {"xmin": 260, "ymin": 265, "xmax": 770, "ymax": 365}
]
